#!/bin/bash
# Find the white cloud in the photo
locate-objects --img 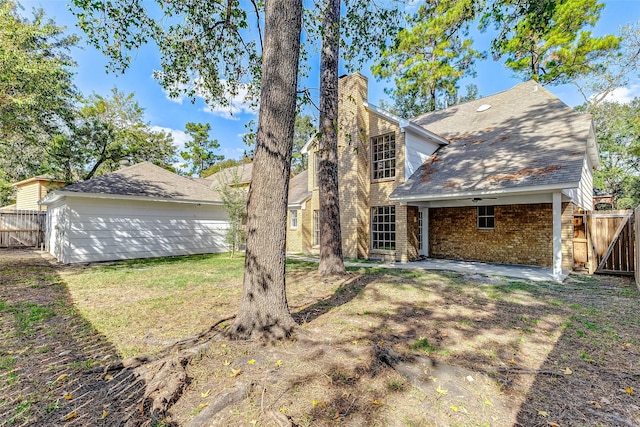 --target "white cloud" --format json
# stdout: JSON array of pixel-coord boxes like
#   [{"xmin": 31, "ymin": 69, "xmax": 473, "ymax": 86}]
[
  {"xmin": 598, "ymin": 84, "xmax": 640, "ymax": 104},
  {"xmin": 151, "ymin": 126, "xmax": 189, "ymax": 151},
  {"xmin": 154, "ymin": 72, "xmax": 257, "ymax": 119},
  {"xmin": 202, "ymin": 84, "xmax": 258, "ymax": 119}
]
